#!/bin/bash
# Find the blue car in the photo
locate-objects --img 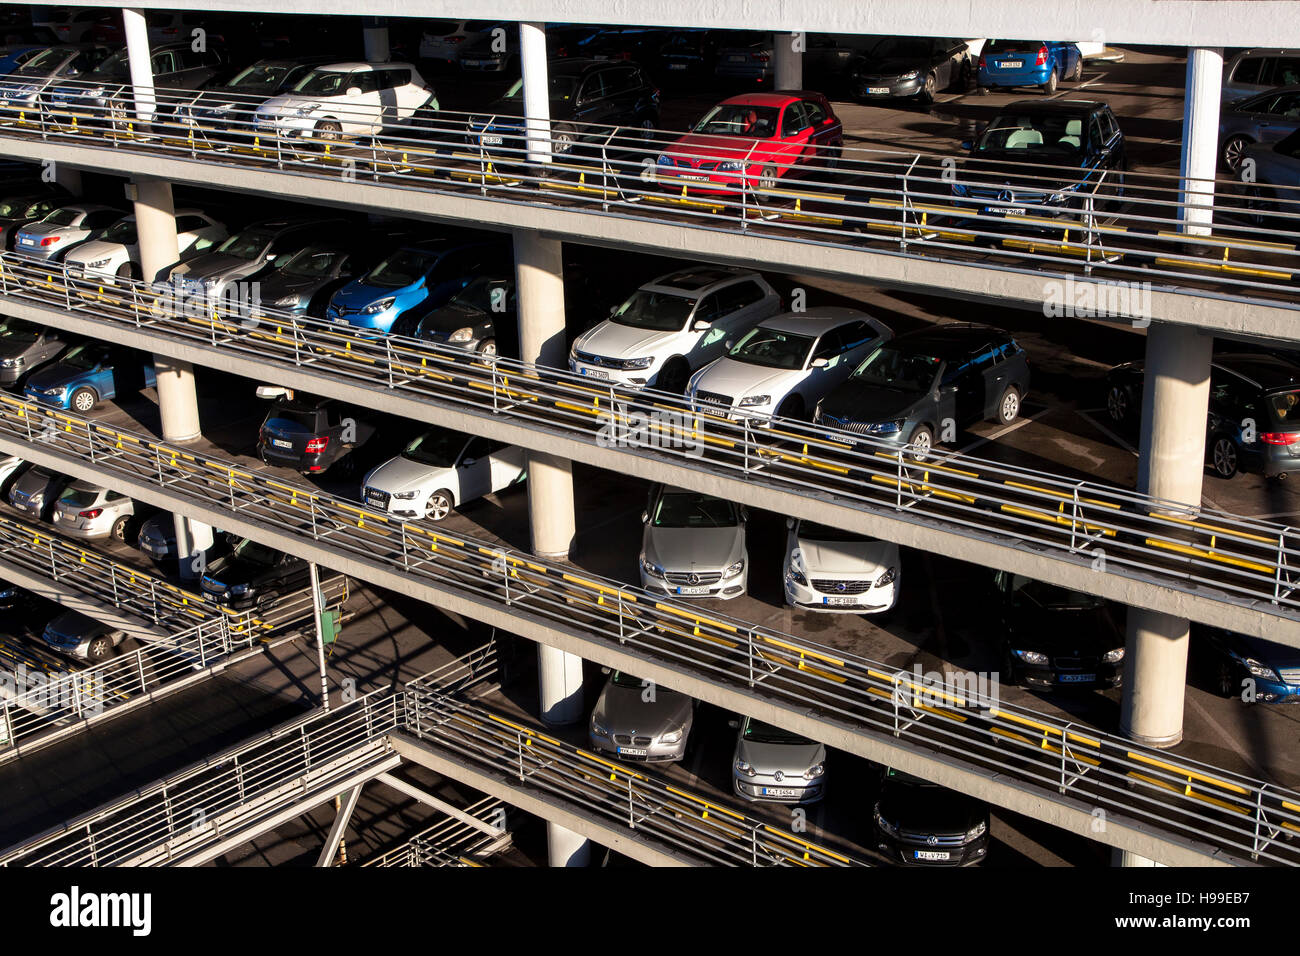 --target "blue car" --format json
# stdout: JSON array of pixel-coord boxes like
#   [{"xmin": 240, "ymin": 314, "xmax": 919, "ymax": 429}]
[
  {"xmin": 22, "ymin": 342, "xmax": 156, "ymax": 412},
  {"xmin": 324, "ymin": 237, "xmax": 509, "ymax": 335},
  {"xmin": 977, "ymin": 39, "xmax": 1082, "ymax": 94},
  {"xmin": 1199, "ymin": 628, "xmax": 1300, "ymax": 703}
]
